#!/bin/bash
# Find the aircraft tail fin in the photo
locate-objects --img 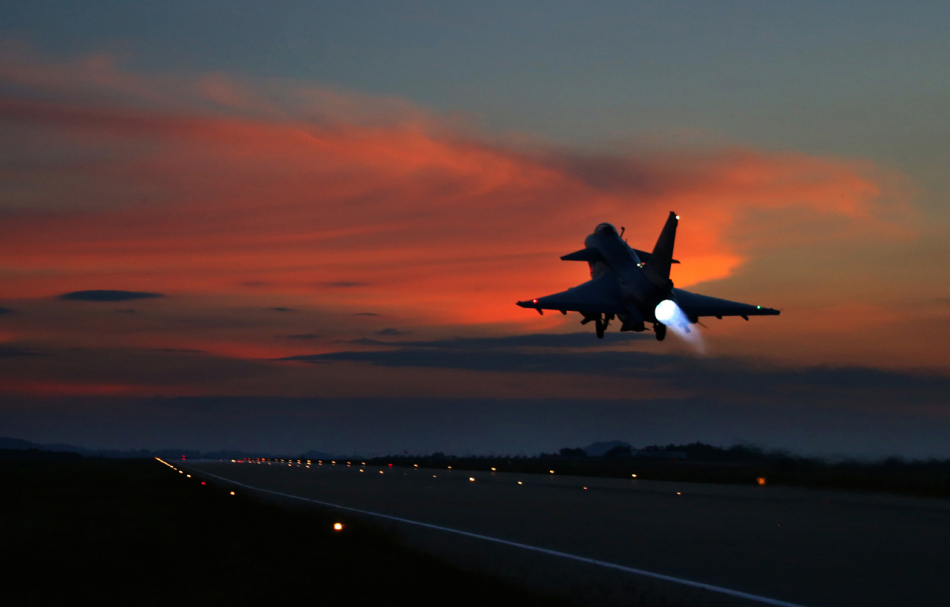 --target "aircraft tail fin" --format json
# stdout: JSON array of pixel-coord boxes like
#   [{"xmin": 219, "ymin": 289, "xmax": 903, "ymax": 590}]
[{"xmin": 650, "ymin": 212, "xmax": 678, "ymax": 279}]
